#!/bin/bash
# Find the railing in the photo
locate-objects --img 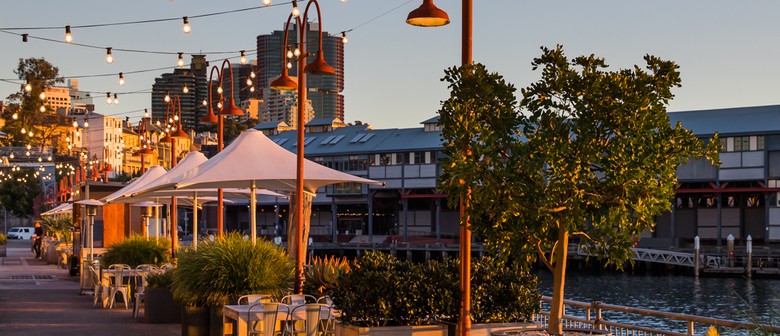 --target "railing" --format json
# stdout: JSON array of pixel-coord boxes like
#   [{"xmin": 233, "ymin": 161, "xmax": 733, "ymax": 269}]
[{"xmin": 534, "ymin": 296, "xmax": 780, "ymax": 335}]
